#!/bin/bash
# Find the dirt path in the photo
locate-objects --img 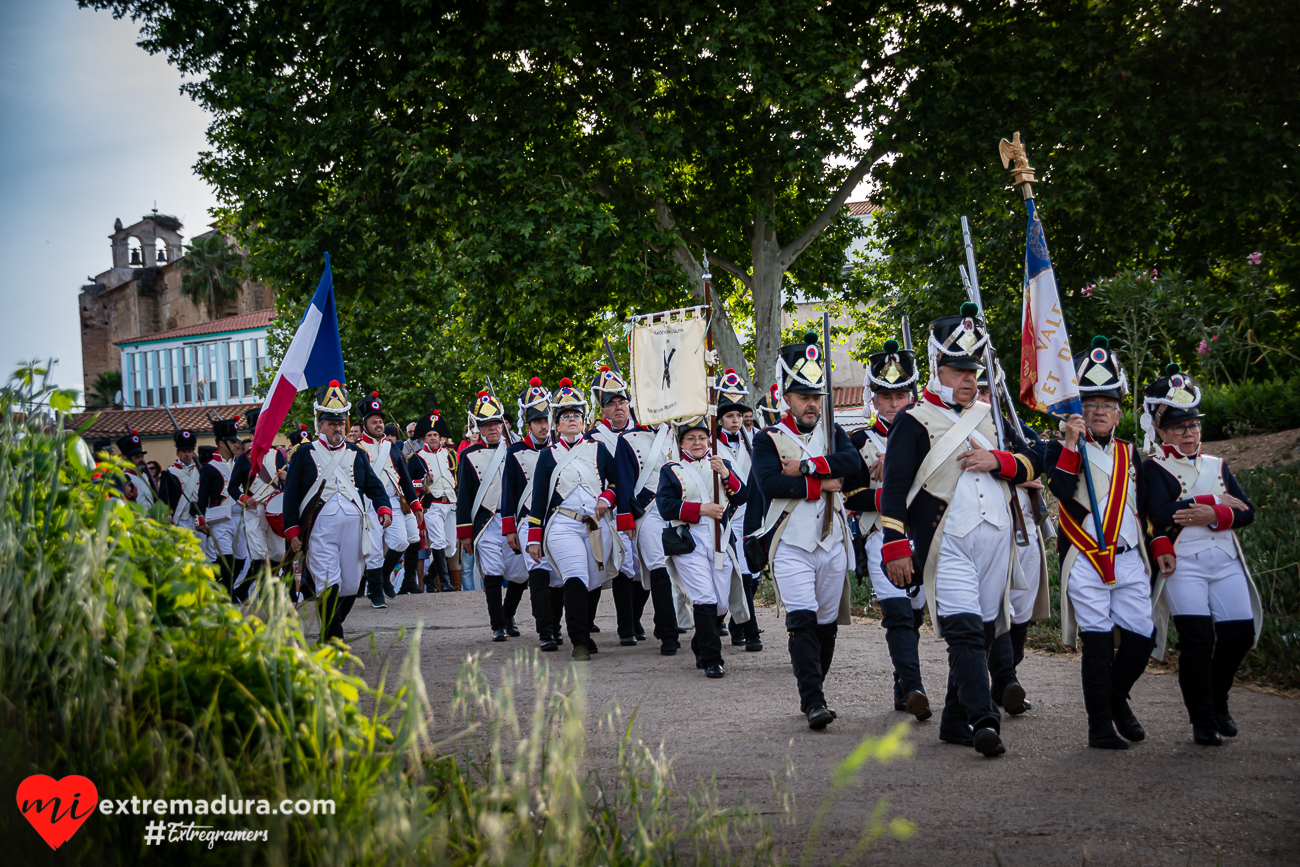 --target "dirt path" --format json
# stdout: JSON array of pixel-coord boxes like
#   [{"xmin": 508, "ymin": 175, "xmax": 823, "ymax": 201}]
[{"xmin": 326, "ymin": 592, "xmax": 1299, "ymax": 866}]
